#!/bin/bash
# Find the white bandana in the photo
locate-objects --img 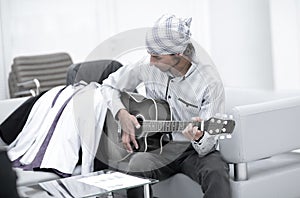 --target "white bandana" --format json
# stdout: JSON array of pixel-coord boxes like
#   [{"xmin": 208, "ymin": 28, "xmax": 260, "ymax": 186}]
[{"xmin": 146, "ymin": 14, "xmax": 192, "ymax": 55}]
